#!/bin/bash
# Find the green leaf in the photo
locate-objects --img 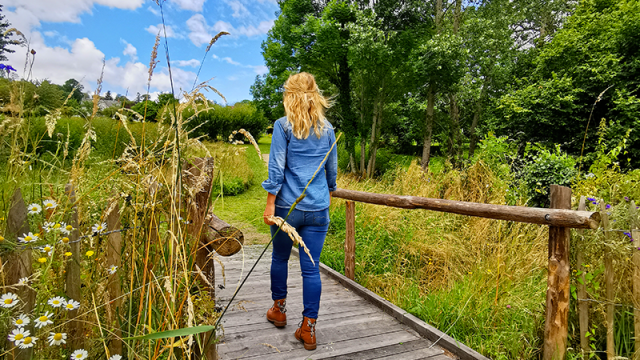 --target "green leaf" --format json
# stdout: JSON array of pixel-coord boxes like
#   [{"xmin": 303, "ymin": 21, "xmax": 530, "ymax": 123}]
[{"xmin": 123, "ymin": 325, "xmax": 215, "ymax": 341}]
